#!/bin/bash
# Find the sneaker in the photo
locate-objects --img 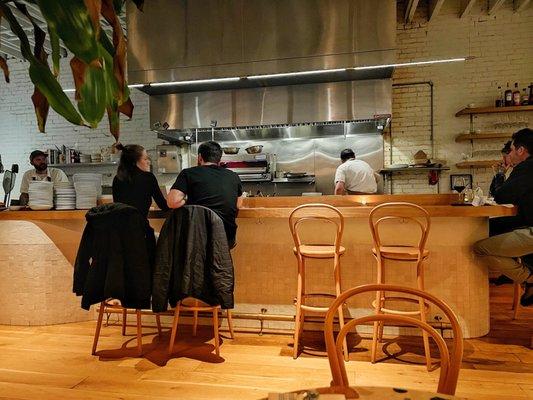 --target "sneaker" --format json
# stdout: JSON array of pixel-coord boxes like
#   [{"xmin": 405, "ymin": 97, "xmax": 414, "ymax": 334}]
[
  {"xmin": 490, "ymin": 275, "xmax": 514, "ymax": 286},
  {"xmin": 520, "ymin": 283, "xmax": 533, "ymax": 307}
]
